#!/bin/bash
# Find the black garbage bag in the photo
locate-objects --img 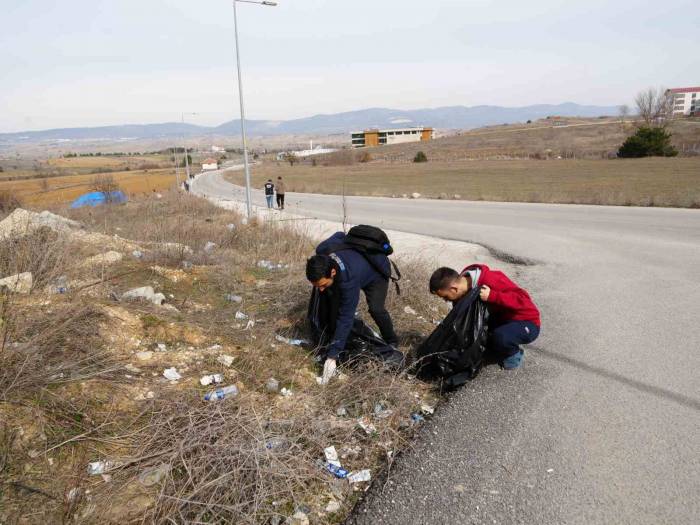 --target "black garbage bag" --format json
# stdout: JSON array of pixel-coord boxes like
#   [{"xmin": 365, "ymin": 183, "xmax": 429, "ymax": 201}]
[
  {"xmin": 307, "ymin": 287, "xmax": 404, "ymax": 368},
  {"xmin": 414, "ymin": 286, "xmax": 489, "ymax": 388}
]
